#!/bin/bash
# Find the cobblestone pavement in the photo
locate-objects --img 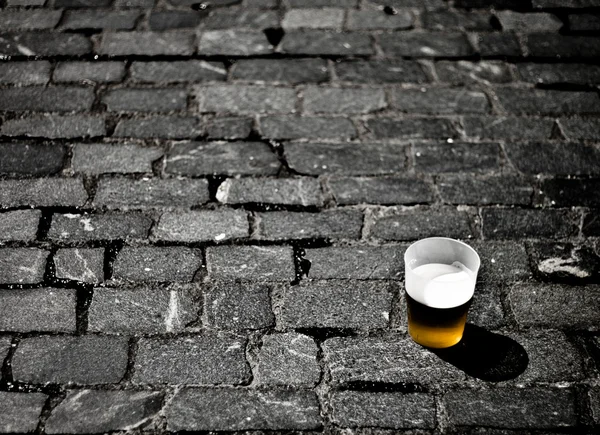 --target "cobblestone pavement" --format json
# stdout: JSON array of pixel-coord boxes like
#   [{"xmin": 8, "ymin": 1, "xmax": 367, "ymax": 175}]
[{"xmin": 1, "ymin": 0, "xmax": 600, "ymax": 432}]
